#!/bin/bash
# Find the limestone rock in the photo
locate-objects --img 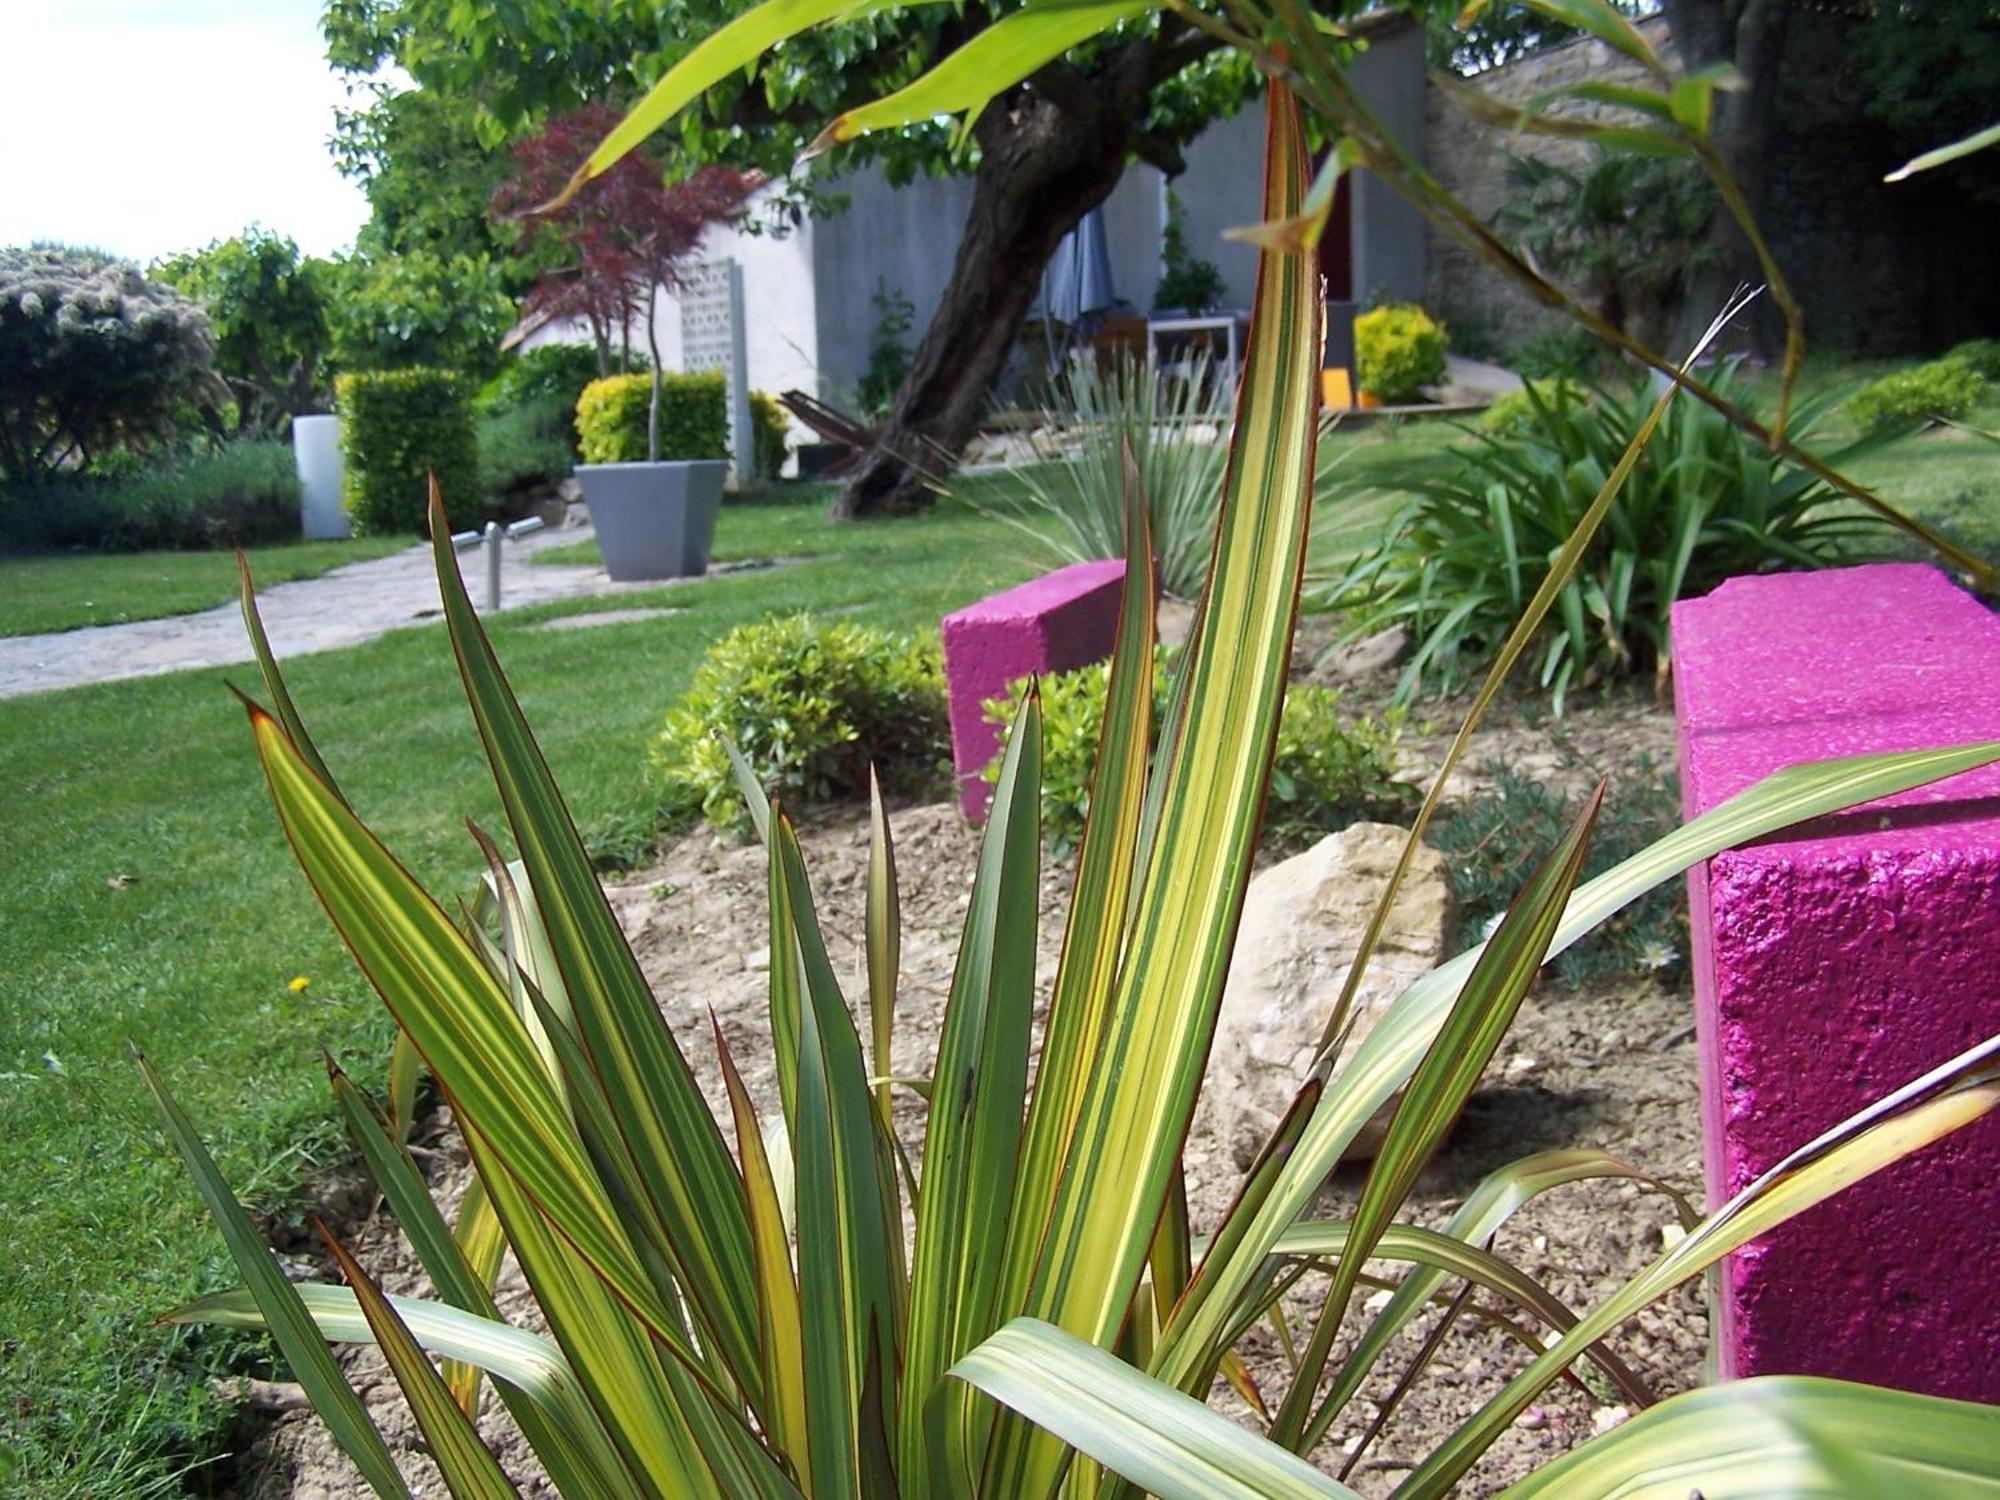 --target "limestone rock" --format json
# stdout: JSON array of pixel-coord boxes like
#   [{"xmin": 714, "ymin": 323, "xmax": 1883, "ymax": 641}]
[{"xmin": 1198, "ymin": 822, "xmax": 1449, "ymax": 1172}]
